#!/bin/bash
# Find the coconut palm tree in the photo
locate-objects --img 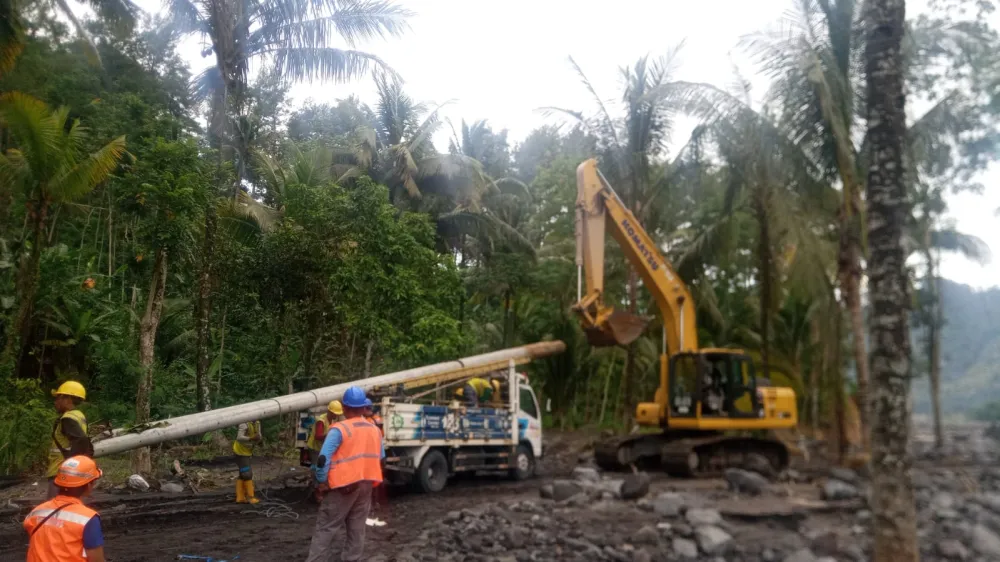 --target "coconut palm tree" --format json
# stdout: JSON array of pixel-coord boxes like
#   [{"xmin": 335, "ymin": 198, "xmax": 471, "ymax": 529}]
[
  {"xmin": 0, "ymin": 92, "xmax": 127, "ymax": 371},
  {"xmin": 864, "ymin": 0, "xmax": 918, "ymax": 556},
  {"xmin": 169, "ymin": 0, "xmax": 410, "ymax": 413}
]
